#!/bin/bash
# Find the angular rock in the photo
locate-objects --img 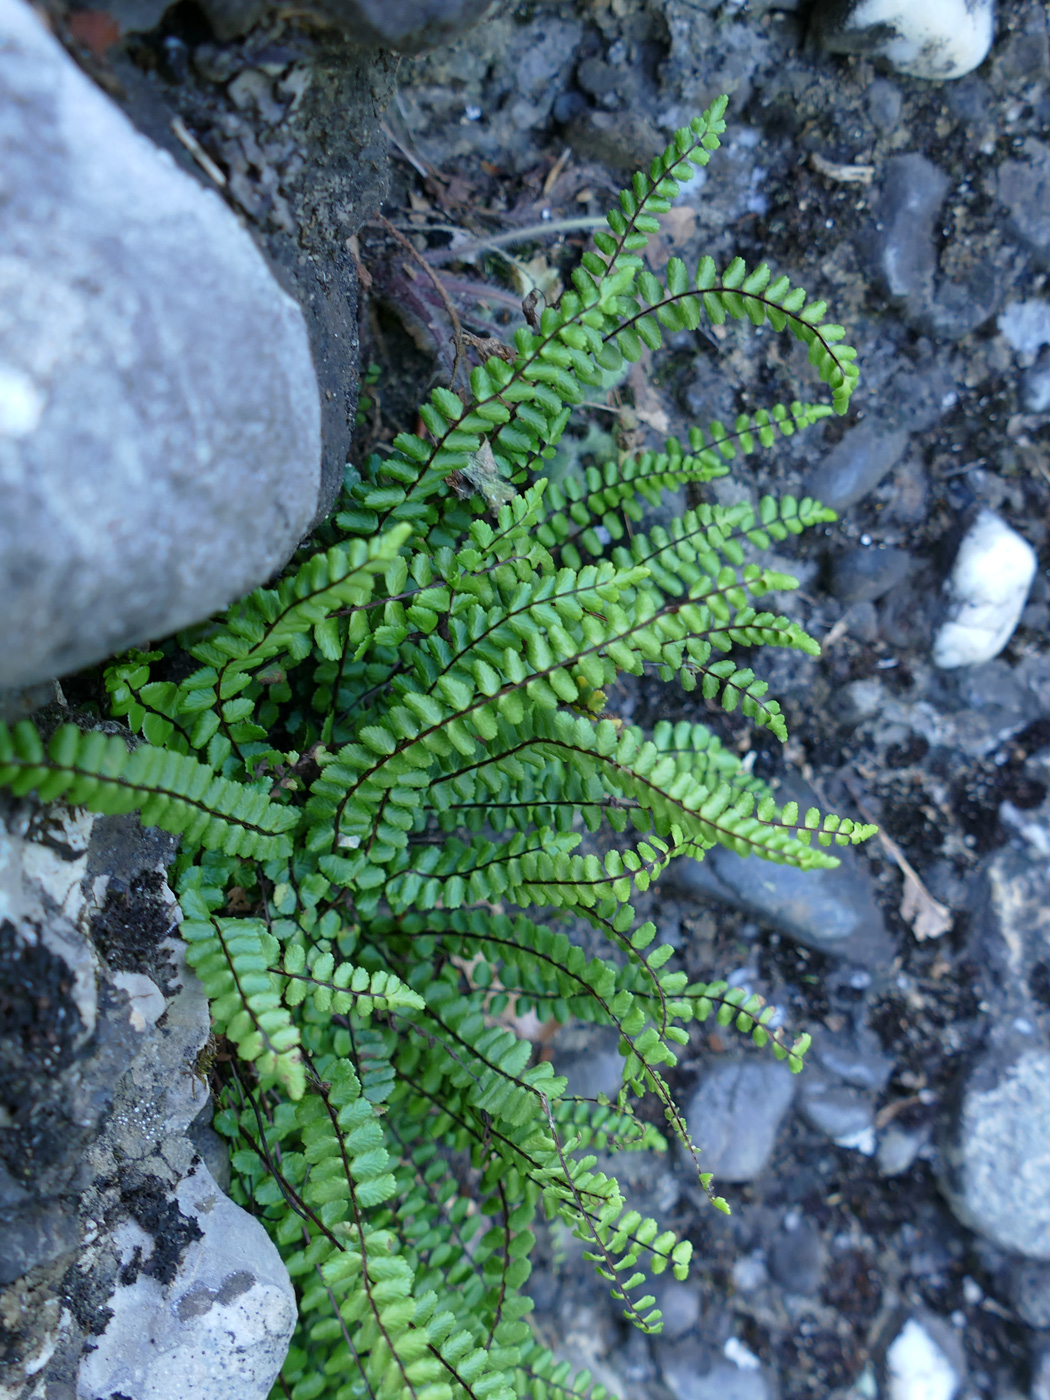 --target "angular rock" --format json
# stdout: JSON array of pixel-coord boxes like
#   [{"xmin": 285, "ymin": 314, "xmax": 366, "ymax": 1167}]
[
  {"xmin": 998, "ymin": 300, "xmax": 1050, "ymax": 364},
  {"xmin": 0, "ymin": 0, "xmax": 322, "ymax": 688},
  {"xmin": 933, "ymin": 511, "xmax": 1037, "ymax": 669},
  {"xmin": 0, "ymin": 793, "xmax": 291, "ymax": 1399},
  {"xmin": 1023, "ymin": 349, "xmax": 1050, "ymax": 414},
  {"xmin": 811, "ymin": 0, "xmax": 995, "ymax": 80},
  {"xmin": 998, "ymin": 140, "xmax": 1050, "ymax": 264},
  {"xmin": 798, "ymin": 1076, "xmax": 876, "ymax": 1153},
  {"xmin": 684, "ymin": 1059, "xmax": 796, "ymax": 1183},
  {"xmin": 970, "ymin": 846, "xmax": 1050, "ymax": 1020},
  {"xmin": 1007, "ymin": 1259, "xmax": 1050, "ymax": 1329},
  {"xmin": 940, "ymin": 1043, "xmax": 1050, "ymax": 1259},
  {"xmin": 878, "ymin": 1125, "xmax": 929, "ymax": 1177},
  {"xmin": 659, "ymin": 1347, "xmax": 773, "ymax": 1400},
  {"xmin": 768, "ymin": 1215, "xmax": 826, "ymax": 1295},
  {"xmin": 870, "ymin": 154, "xmax": 950, "ymax": 306}
]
